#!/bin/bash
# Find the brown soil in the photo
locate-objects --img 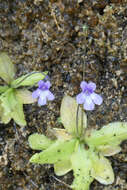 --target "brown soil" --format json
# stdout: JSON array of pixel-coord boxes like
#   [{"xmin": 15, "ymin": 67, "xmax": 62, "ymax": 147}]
[{"xmin": 0, "ymin": 0, "xmax": 127, "ymax": 190}]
